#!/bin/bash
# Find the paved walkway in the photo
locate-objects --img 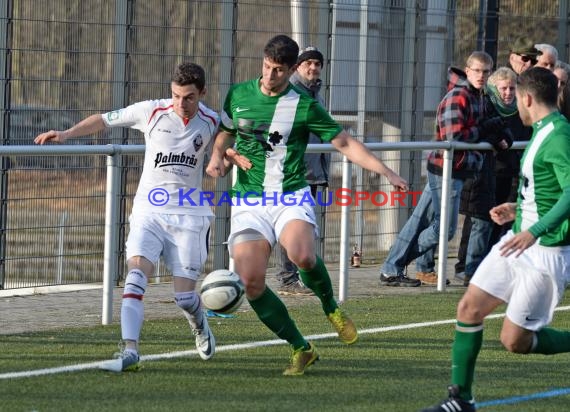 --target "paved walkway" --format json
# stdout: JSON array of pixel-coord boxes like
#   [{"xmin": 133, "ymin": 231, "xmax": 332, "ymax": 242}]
[{"xmin": 0, "ymin": 261, "xmax": 464, "ymax": 335}]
